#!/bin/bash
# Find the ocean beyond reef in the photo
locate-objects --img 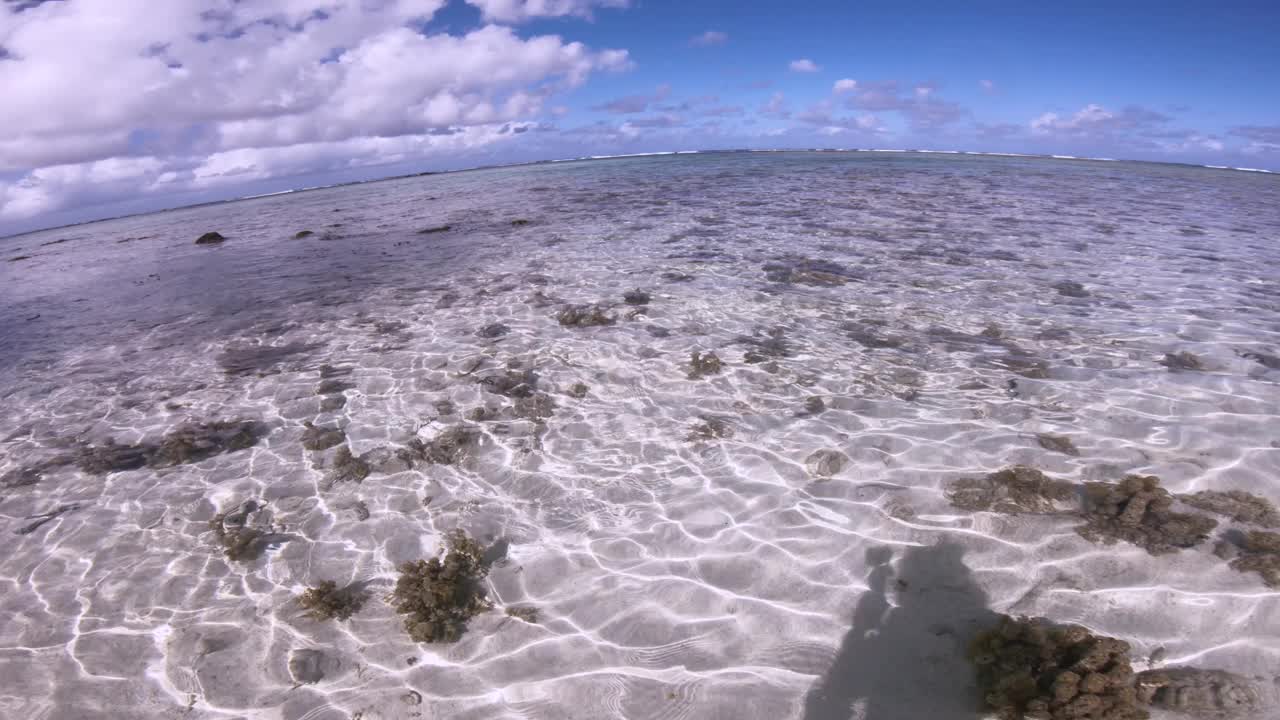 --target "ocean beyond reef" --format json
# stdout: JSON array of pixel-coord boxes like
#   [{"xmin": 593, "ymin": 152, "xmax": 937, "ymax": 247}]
[{"xmin": 1, "ymin": 152, "xmax": 1278, "ymax": 719}]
